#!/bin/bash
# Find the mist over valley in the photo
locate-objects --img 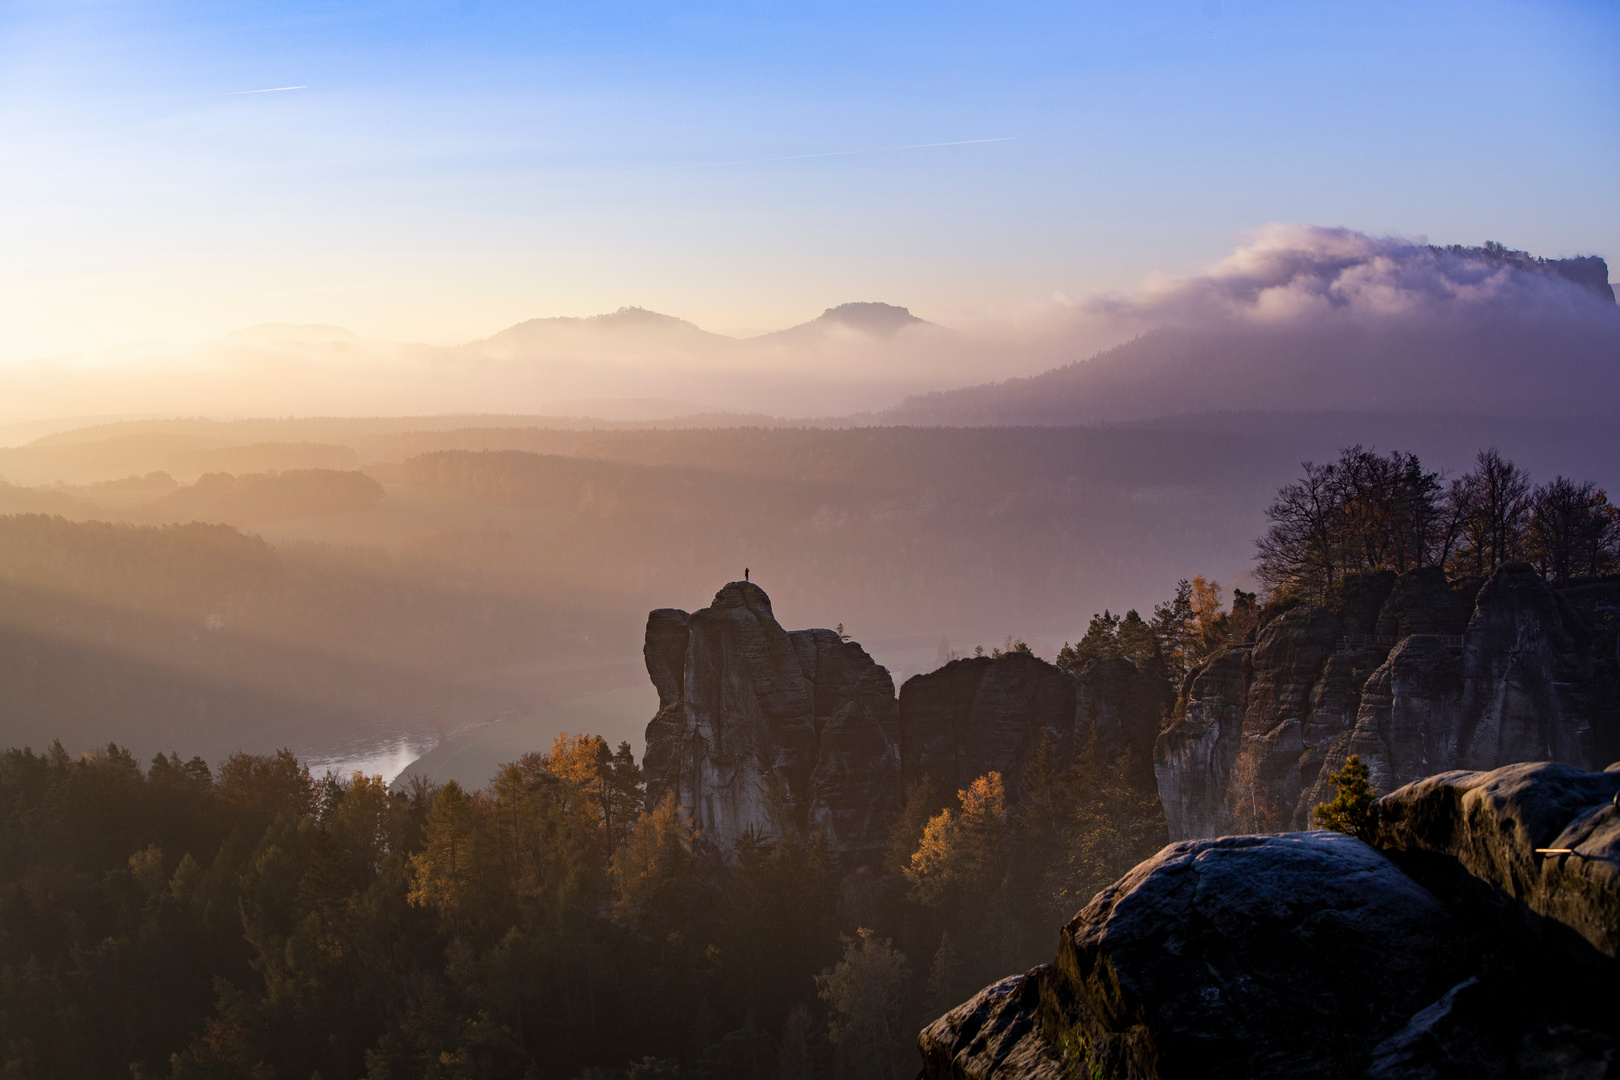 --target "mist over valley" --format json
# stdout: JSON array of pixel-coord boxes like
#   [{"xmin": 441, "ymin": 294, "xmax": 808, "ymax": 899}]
[{"xmin": 0, "ymin": 233, "xmax": 1615, "ymax": 789}]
